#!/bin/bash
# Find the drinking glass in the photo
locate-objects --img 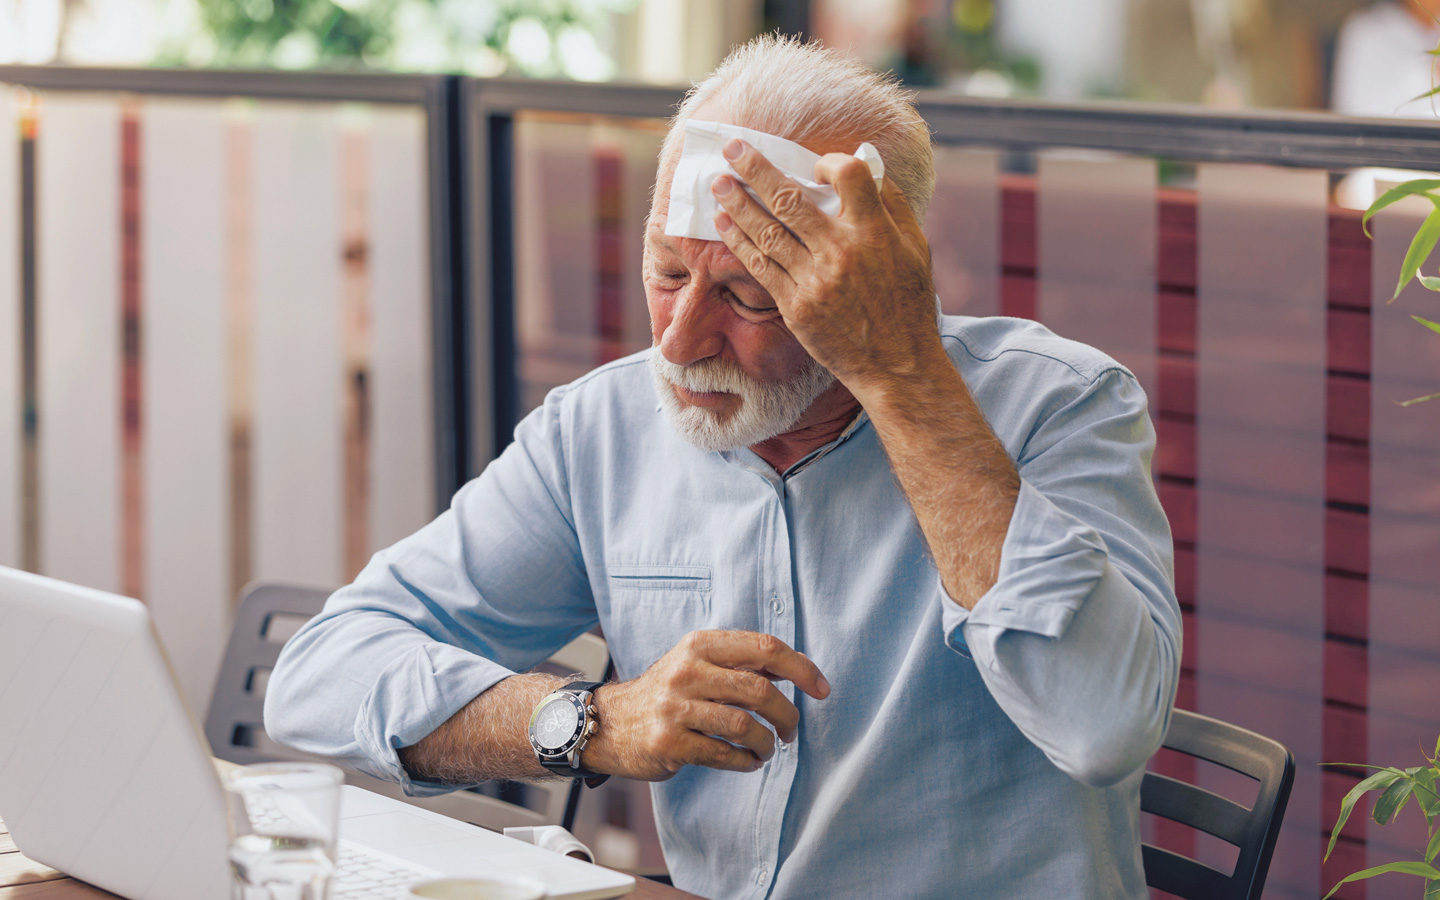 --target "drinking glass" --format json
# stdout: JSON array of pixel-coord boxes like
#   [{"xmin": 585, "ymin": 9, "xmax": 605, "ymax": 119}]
[{"xmin": 223, "ymin": 762, "xmax": 344, "ymax": 900}]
